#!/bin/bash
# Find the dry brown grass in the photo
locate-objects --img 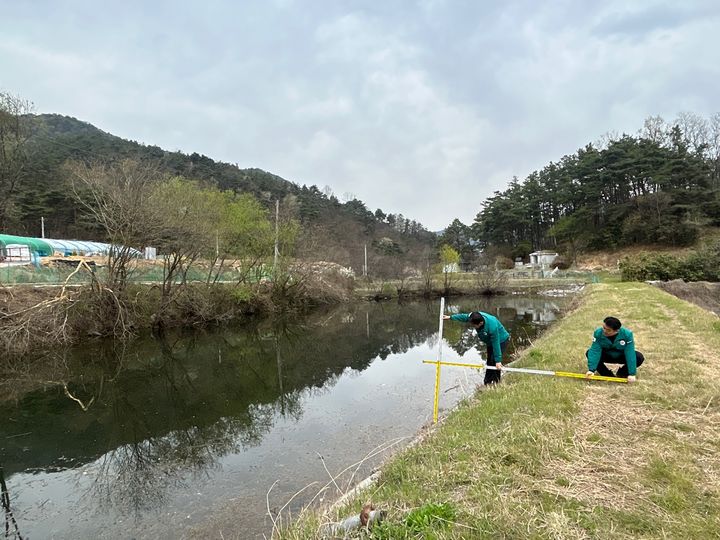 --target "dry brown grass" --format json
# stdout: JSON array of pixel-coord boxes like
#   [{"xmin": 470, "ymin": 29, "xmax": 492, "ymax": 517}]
[{"xmin": 538, "ymin": 391, "xmax": 720, "ymax": 504}]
